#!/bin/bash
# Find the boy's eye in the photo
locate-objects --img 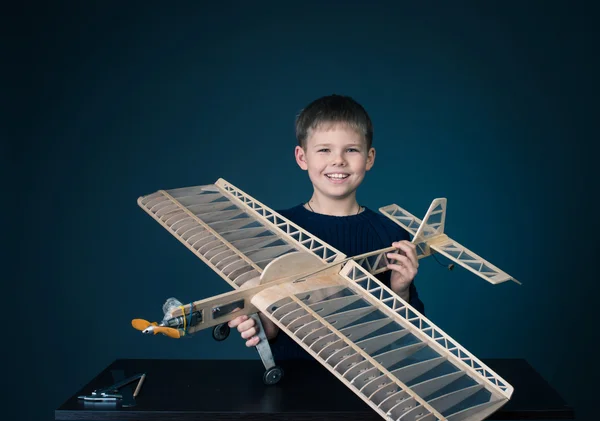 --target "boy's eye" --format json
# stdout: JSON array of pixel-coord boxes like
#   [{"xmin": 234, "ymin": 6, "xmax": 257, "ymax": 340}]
[
  {"xmin": 347, "ymin": 148, "xmax": 359, "ymax": 152},
  {"xmin": 317, "ymin": 148, "xmax": 330, "ymax": 153}
]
